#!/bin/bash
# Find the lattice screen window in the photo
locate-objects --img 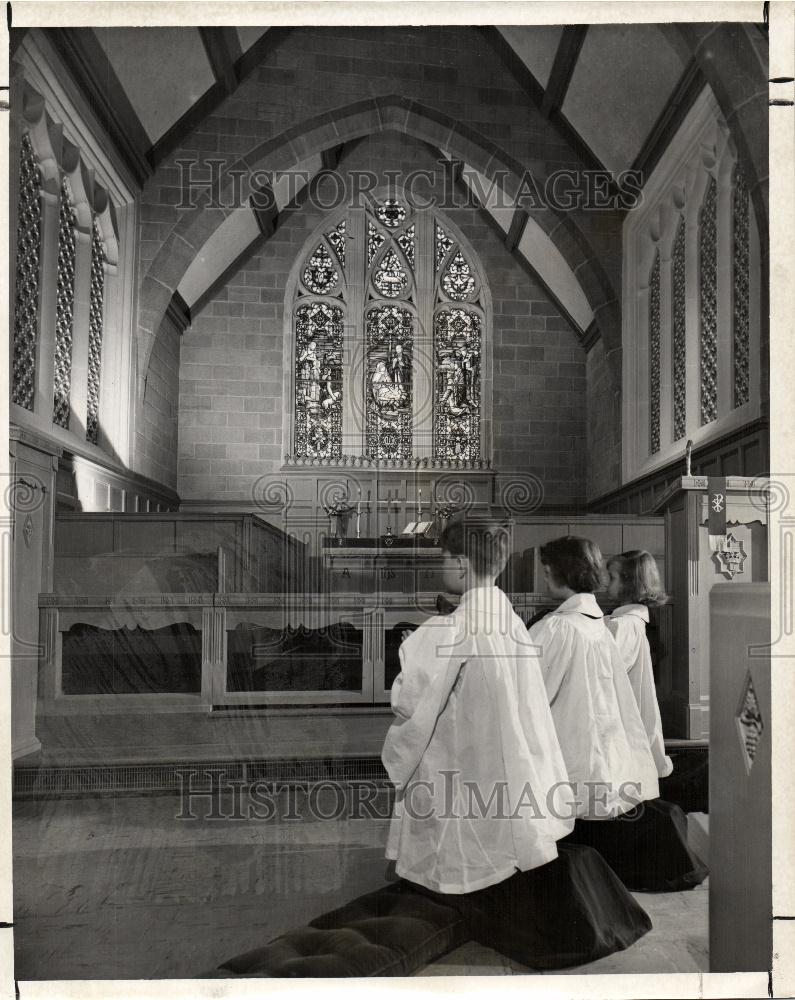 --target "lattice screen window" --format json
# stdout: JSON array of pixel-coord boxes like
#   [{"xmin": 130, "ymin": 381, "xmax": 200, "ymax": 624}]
[
  {"xmin": 699, "ymin": 176, "xmax": 718, "ymax": 425},
  {"xmin": 672, "ymin": 217, "xmax": 687, "ymax": 442},
  {"xmin": 649, "ymin": 251, "xmax": 661, "ymax": 455},
  {"xmin": 732, "ymin": 164, "xmax": 751, "ymax": 409},
  {"xmin": 291, "ymin": 200, "xmax": 487, "ymax": 462},
  {"xmin": 86, "ymin": 219, "xmax": 107, "ymax": 445},
  {"xmin": 12, "ymin": 133, "xmax": 43, "ymax": 411},
  {"xmin": 53, "ymin": 178, "xmax": 77, "ymax": 429}
]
